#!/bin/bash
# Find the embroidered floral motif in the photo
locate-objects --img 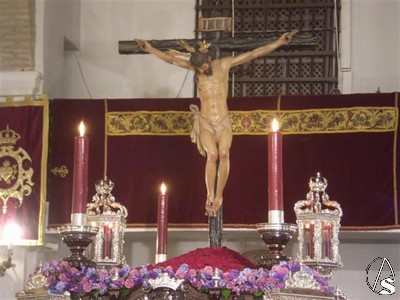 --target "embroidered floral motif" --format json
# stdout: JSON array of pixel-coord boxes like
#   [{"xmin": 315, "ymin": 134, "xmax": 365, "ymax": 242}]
[{"xmin": 107, "ymin": 107, "xmax": 397, "ymax": 135}]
